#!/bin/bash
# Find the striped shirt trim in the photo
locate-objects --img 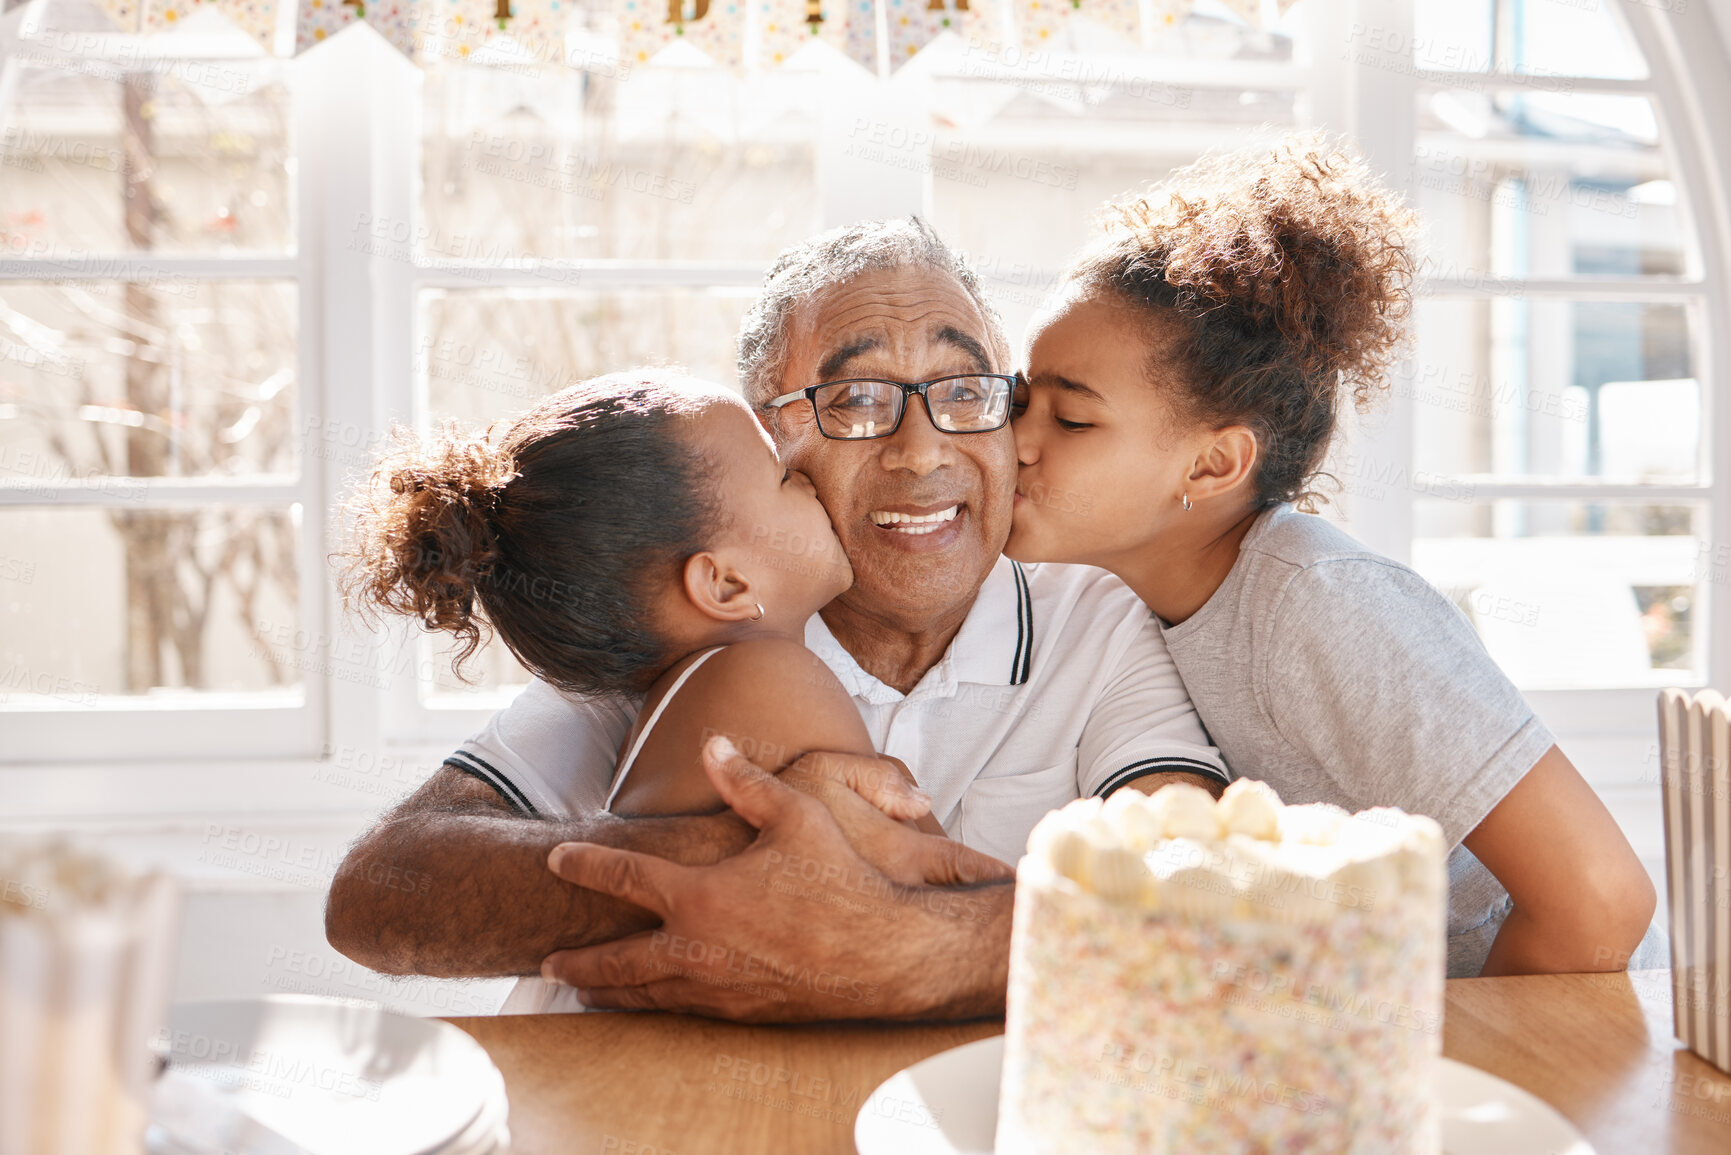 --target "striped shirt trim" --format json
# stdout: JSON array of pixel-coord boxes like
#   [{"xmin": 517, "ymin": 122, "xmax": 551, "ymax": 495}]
[
  {"xmin": 447, "ymin": 751, "xmax": 540, "ymax": 817},
  {"xmin": 1095, "ymin": 757, "xmax": 1231, "ymax": 799},
  {"xmin": 1009, "ymin": 560, "xmax": 1034, "ymax": 686}
]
